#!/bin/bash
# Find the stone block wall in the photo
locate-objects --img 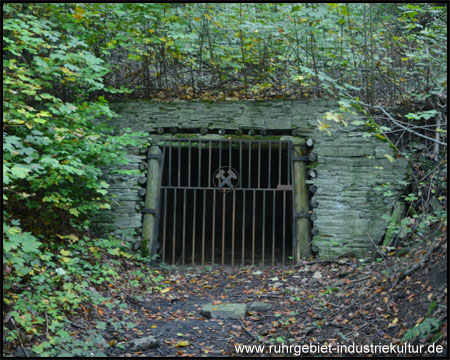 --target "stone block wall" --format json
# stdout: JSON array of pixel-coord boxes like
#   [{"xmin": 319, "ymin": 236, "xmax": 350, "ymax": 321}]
[{"xmin": 93, "ymin": 99, "xmax": 408, "ymax": 258}]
